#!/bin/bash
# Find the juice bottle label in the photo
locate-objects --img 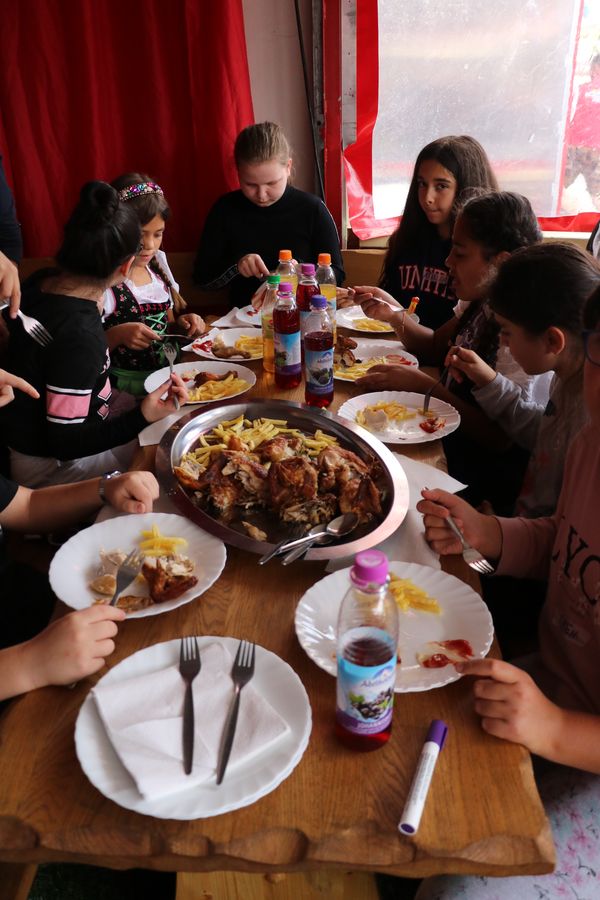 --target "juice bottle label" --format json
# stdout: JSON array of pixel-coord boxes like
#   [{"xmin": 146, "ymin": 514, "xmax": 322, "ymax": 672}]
[
  {"xmin": 261, "ymin": 311, "xmax": 274, "ymax": 340},
  {"xmin": 336, "ymin": 628, "xmax": 396, "ymax": 735},
  {"xmin": 274, "ymin": 331, "xmax": 301, "ymax": 376},
  {"xmin": 305, "ymin": 347, "xmax": 334, "ymax": 395}
]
